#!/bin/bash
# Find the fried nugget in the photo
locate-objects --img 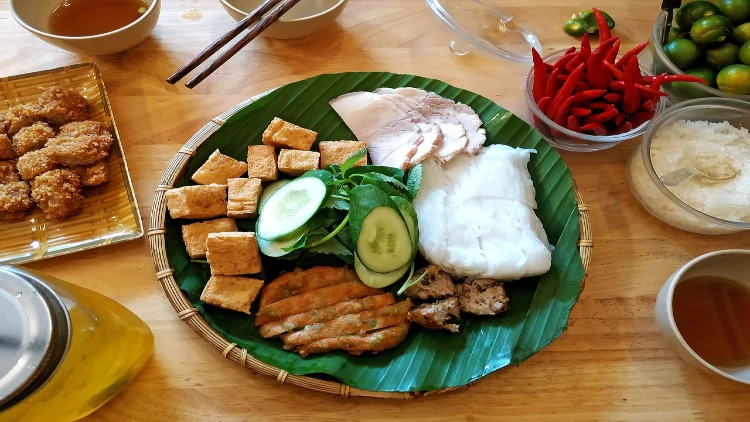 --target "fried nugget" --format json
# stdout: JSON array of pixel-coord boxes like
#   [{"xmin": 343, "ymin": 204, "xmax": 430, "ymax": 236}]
[
  {"xmin": 31, "ymin": 169, "xmax": 83, "ymax": 219},
  {"xmin": 0, "ymin": 161, "xmax": 19, "ymax": 183},
  {"xmin": 403, "ymin": 265, "xmax": 455, "ymax": 300},
  {"xmin": 0, "ymin": 115, "xmax": 7, "ymax": 134},
  {"xmin": 17, "ymin": 149, "xmax": 58, "ymax": 181},
  {"xmin": 258, "ymin": 267, "xmax": 360, "ymax": 307},
  {"xmin": 38, "ymin": 86, "xmax": 89, "ymax": 125},
  {"xmin": 46, "ymin": 133, "xmax": 113, "ymax": 166},
  {"xmin": 12, "ymin": 122, "xmax": 55, "ymax": 155},
  {"xmin": 296, "ymin": 322, "xmax": 411, "ymax": 357},
  {"xmin": 0, "ymin": 134, "xmax": 16, "ymax": 160},
  {"xmin": 57, "ymin": 120, "xmax": 107, "ymax": 137},
  {"xmin": 71, "ymin": 160, "xmax": 109, "ymax": 187},
  {"xmin": 259, "ymin": 293, "xmax": 396, "ymax": 338},
  {"xmin": 4, "ymin": 104, "xmax": 42, "ymax": 136},
  {"xmin": 0, "ymin": 181, "xmax": 33, "ymax": 220},
  {"xmin": 407, "ymin": 297, "xmax": 460, "ymax": 333},
  {"xmin": 255, "ymin": 281, "xmax": 382, "ymax": 326}
]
